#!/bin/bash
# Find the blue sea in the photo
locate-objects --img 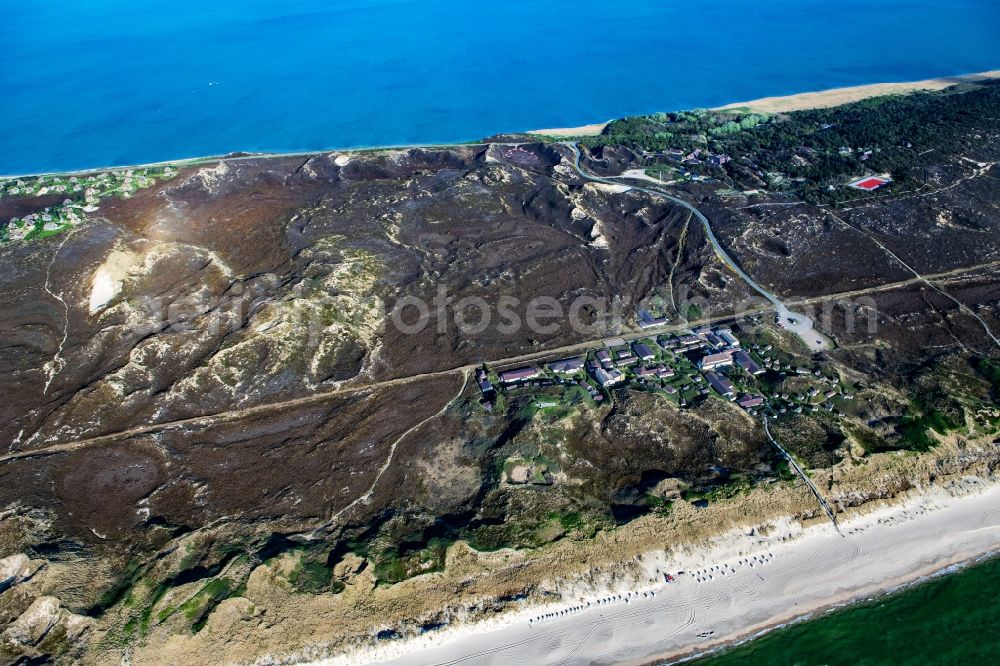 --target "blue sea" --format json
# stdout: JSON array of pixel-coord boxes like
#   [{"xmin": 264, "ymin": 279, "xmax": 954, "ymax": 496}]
[{"xmin": 2, "ymin": 0, "xmax": 999, "ymax": 175}]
